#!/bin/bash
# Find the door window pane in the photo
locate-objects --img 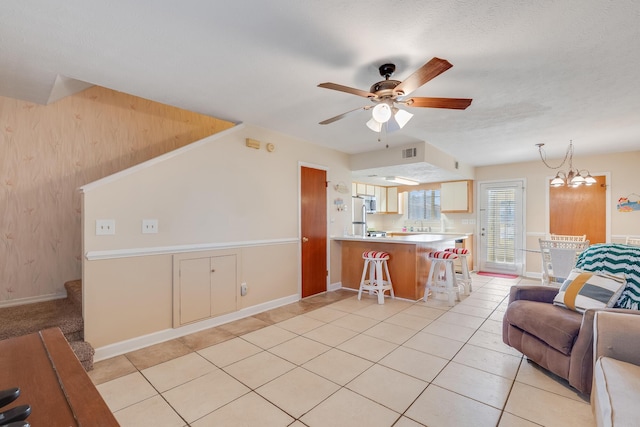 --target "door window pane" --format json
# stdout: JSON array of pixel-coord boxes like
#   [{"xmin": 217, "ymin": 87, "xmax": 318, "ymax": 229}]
[{"xmin": 486, "ymin": 188, "xmax": 516, "ymax": 264}]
